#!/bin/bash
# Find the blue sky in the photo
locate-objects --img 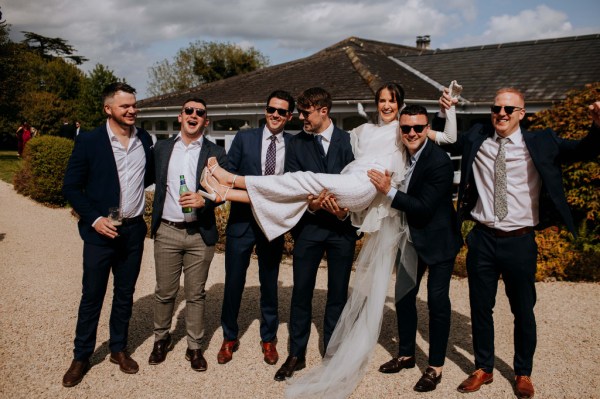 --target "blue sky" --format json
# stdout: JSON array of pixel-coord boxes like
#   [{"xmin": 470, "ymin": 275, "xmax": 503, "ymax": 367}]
[{"xmin": 3, "ymin": 0, "xmax": 599, "ymax": 98}]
